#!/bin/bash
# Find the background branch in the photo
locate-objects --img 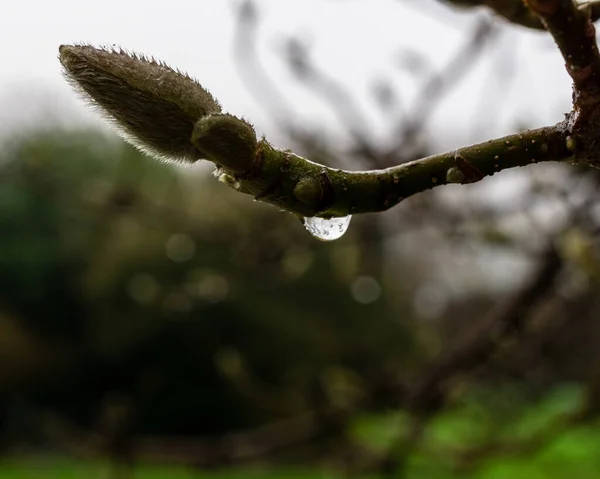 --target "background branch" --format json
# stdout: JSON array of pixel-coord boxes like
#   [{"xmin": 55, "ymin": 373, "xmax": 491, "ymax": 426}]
[{"xmin": 440, "ymin": 0, "xmax": 600, "ymax": 30}]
